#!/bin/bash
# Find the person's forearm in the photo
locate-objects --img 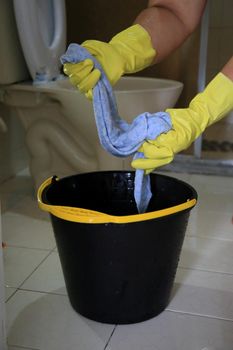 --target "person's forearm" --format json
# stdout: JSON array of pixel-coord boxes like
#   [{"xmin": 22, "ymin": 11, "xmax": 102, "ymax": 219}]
[
  {"xmin": 134, "ymin": 0, "xmax": 207, "ymax": 63},
  {"xmin": 221, "ymin": 56, "xmax": 233, "ymax": 81}
]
